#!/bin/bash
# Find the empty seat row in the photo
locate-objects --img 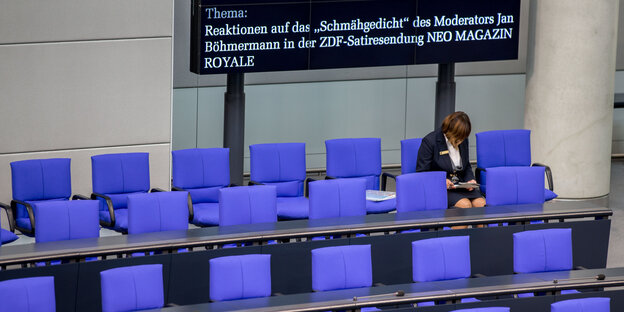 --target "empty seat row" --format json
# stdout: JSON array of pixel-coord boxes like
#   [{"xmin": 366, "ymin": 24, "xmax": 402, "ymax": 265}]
[{"xmin": 0, "ymin": 228, "xmax": 604, "ymax": 312}]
